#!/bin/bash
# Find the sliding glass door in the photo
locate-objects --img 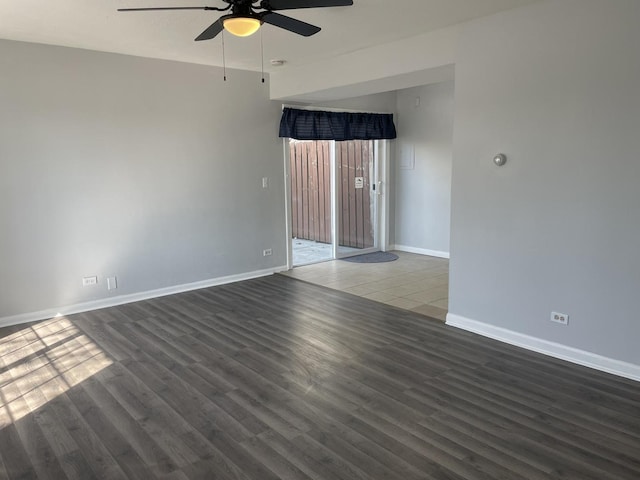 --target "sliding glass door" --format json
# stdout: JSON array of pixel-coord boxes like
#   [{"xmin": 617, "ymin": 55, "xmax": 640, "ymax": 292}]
[{"xmin": 287, "ymin": 139, "xmax": 380, "ymax": 266}]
